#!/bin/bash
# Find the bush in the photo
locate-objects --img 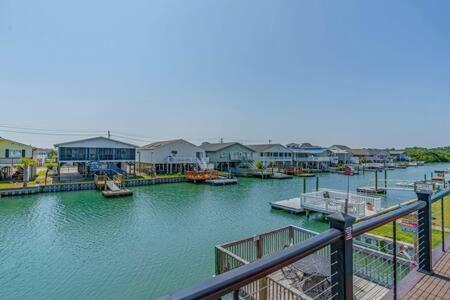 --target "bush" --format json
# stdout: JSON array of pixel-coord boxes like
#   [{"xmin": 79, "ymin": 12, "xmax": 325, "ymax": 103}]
[{"xmin": 255, "ymin": 161, "xmax": 264, "ymax": 169}]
